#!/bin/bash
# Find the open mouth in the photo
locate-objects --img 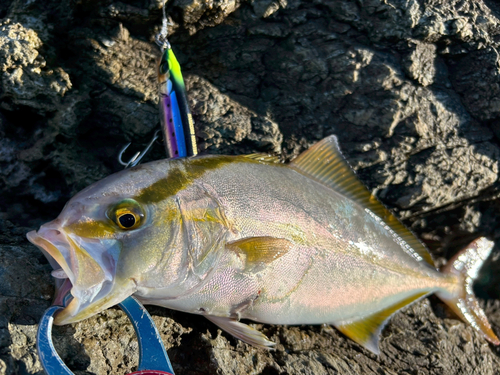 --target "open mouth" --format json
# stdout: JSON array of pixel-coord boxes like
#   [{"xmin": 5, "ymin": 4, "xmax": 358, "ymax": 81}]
[
  {"xmin": 50, "ymin": 269, "xmax": 74, "ymax": 306},
  {"xmin": 27, "ymin": 222, "xmax": 134, "ymax": 325},
  {"xmin": 27, "ymin": 227, "xmax": 77, "ymax": 304}
]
